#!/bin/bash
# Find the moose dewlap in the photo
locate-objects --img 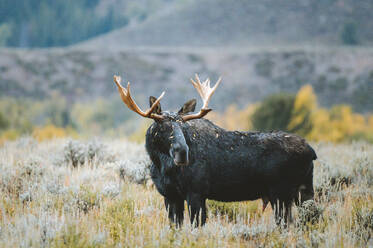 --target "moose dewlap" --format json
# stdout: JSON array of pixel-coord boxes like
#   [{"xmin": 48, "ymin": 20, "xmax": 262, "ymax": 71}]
[{"xmin": 114, "ymin": 74, "xmax": 317, "ymax": 226}]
